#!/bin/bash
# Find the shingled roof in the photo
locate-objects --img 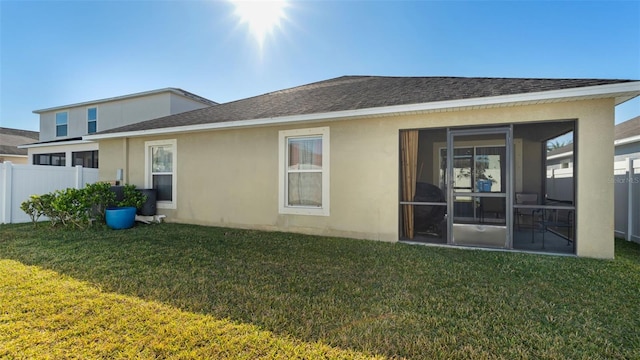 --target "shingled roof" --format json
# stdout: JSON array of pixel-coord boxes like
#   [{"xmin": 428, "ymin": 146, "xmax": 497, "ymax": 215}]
[
  {"xmin": 0, "ymin": 127, "xmax": 39, "ymax": 156},
  {"xmin": 92, "ymin": 76, "xmax": 638, "ymax": 136},
  {"xmin": 615, "ymin": 116, "xmax": 640, "ymax": 140}
]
